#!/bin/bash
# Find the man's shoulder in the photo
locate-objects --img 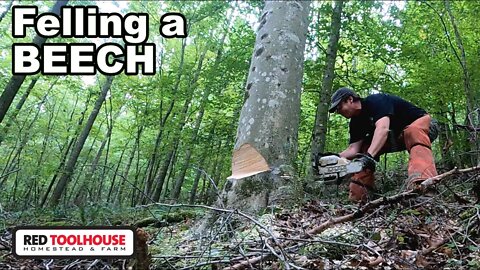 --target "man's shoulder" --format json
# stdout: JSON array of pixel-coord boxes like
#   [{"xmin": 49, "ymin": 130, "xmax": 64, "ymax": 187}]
[{"xmin": 365, "ymin": 93, "xmax": 390, "ymax": 101}]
